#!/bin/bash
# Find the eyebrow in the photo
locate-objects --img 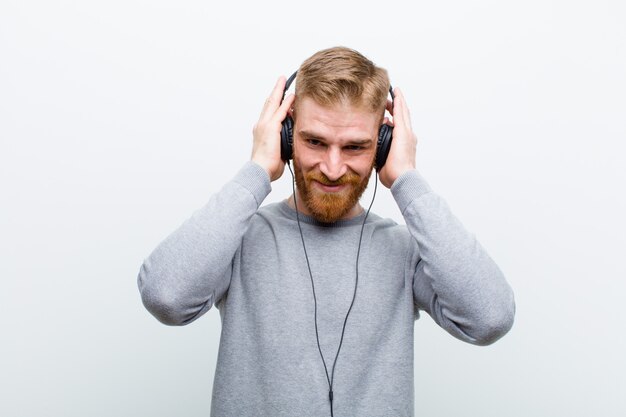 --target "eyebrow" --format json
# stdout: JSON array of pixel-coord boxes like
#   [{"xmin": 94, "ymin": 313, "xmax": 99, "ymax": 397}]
[
  {"xmin": 298, "ymin": 130, "xmax": 374, "ymax": 145},
  {"xmin": 298, "ymin": 130, "xmax": 326, "ymax": 140}
]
